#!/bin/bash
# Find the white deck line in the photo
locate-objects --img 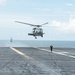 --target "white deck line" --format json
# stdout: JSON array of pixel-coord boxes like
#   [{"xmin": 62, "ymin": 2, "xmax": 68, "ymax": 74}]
[{"xmin": 33, "ymin": 47, "xmax": 75, "ymax": 59}]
